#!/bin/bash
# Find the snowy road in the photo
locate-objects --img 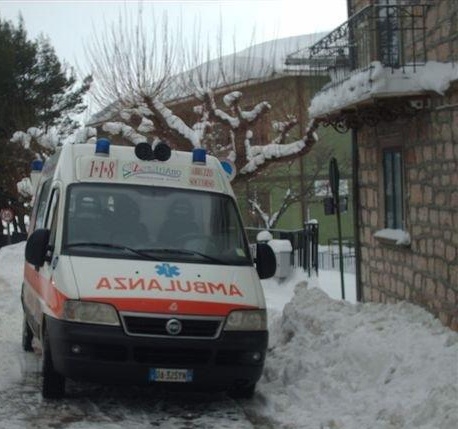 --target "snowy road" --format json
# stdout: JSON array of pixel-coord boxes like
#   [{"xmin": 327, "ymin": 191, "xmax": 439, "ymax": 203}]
[
  {"xmin": 1, "ymin": 320, "xmax": 263, "ymax": 429},
  {"xmin": 0, "ymin": 243, "xmax": 263, "ymax": 429},
  {"xmin": 1, "ymin": 336, "xmax": 258, "ymax": 429},
  {"xmin": 1, "ymin": 242, "xmax": 457, "ymax": 429},
  {"xmin": 0, "ymin": 366, "xmax": 257, "ymax": 429}
]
